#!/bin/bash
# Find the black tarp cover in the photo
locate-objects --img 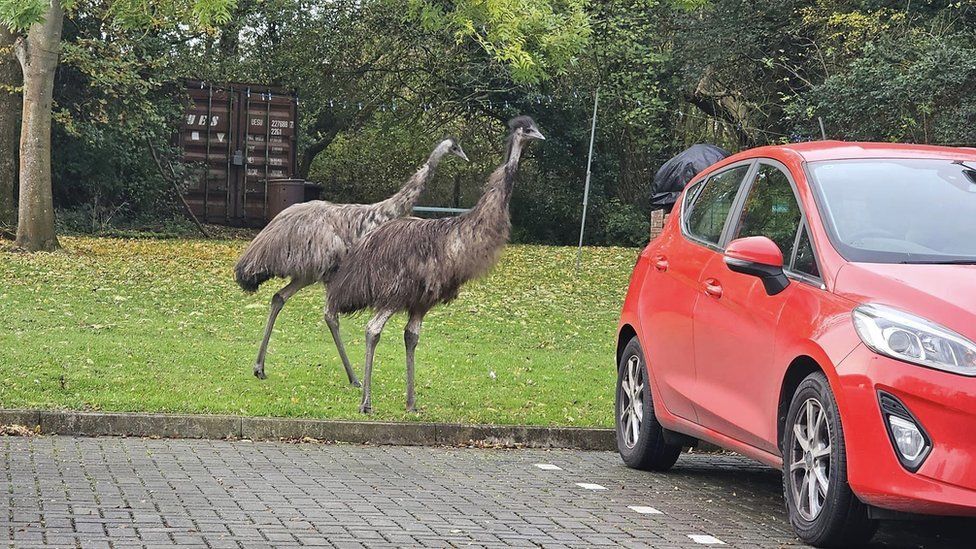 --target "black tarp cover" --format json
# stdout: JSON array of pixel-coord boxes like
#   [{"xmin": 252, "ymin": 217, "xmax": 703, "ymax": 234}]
[{"xmin": 651, "ymin": 144, "xmax": 730, "ymax": 211}]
